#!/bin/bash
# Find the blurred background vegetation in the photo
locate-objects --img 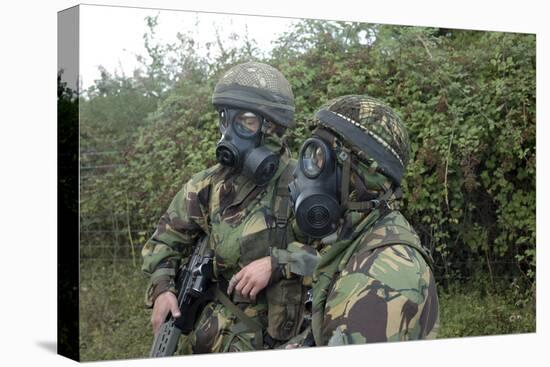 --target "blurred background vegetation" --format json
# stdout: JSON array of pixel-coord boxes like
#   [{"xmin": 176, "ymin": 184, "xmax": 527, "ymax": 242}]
[{"xmin": 69, "ymin": 14, "xmax": 535, "ymax": 361}]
